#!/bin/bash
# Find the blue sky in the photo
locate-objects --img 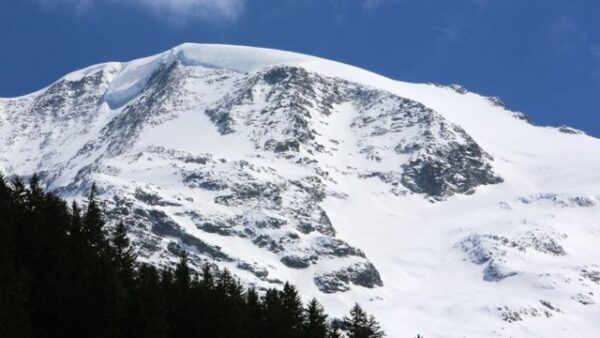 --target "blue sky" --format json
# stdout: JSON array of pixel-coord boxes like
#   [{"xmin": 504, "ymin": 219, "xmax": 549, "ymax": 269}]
[{"xmin": 1, "ymin": 0, "xmax": 599, "ymax": 136}]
